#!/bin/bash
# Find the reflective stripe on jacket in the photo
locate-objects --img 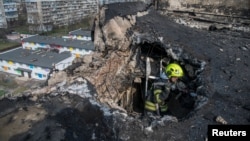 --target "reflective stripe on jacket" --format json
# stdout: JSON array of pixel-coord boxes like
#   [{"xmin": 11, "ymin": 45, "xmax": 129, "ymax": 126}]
[{"xmin": 144, "ymin": 100, "xmax": 168, "ymax": 112}]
